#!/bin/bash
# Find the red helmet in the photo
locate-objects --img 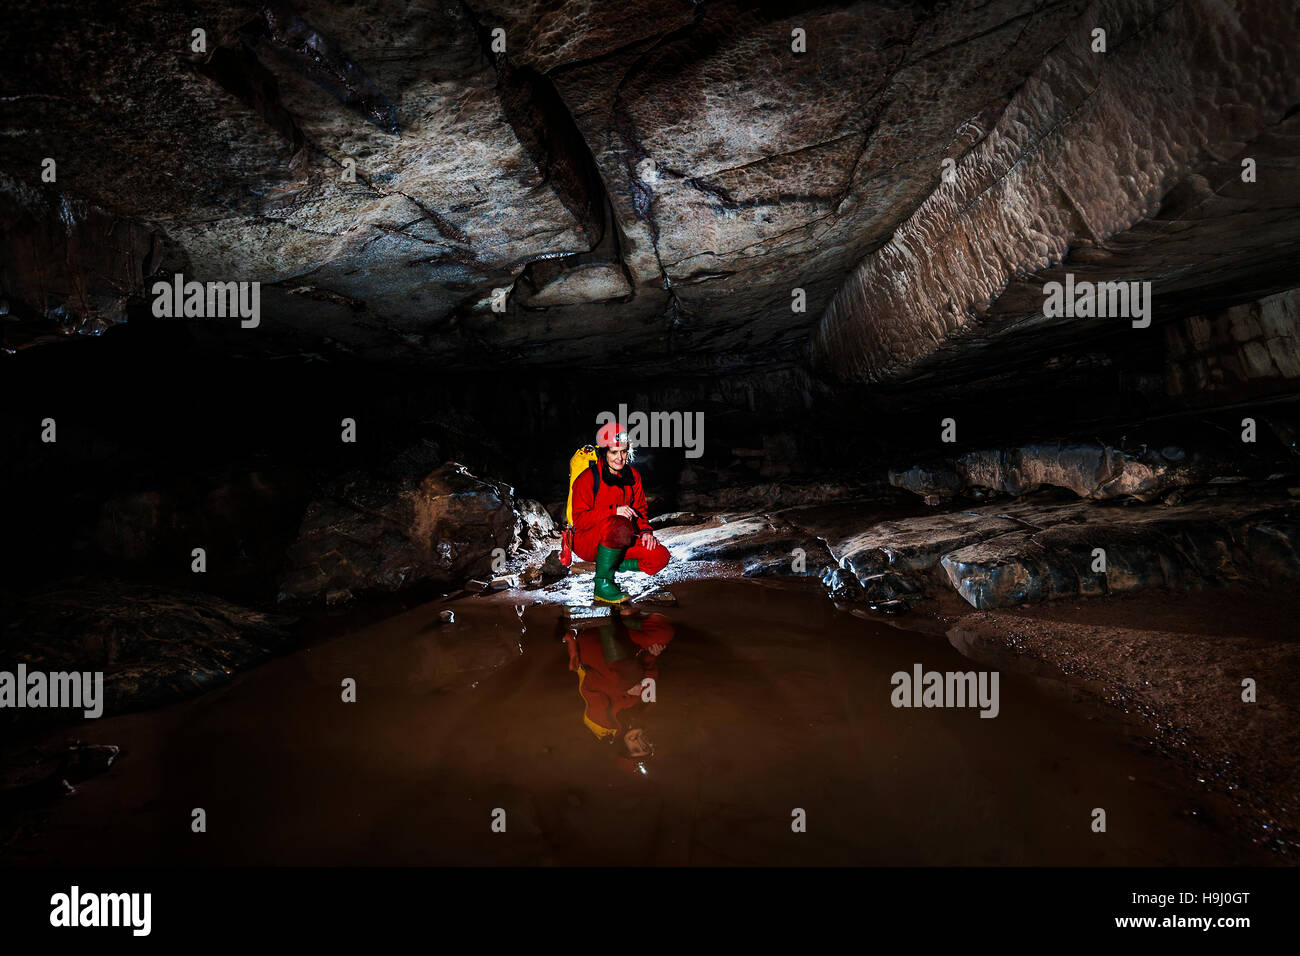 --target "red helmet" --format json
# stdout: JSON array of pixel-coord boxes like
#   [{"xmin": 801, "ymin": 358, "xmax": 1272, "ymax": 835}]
[{"xmin": 596, "ymin": 422, "xmax": 631, "ymax": 448}]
